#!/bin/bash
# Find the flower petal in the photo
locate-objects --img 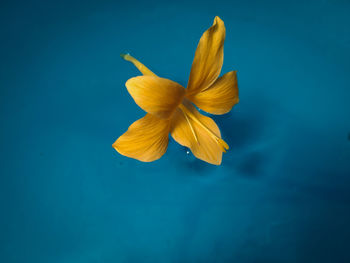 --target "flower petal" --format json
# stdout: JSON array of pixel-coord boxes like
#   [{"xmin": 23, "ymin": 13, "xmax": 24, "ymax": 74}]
[
  {"xmin": 189, "ymin": 71, "xmax": 239, "ymax": 115},
  {"xmin": 126, "ymin": 76, "xmax": 185, "ymax": 119},
  {"xmin": 186, "ymin": 16, "xmax": 226, "ymax": 97},
  {"xmin": 121, "ymin": 53, "xmax": 157, "ymax": 76},
  {"xmin": 113, "ymin": 114, "xmax": 170, "ymax": 162},
  {"xmin": 170, "ymin": 100, "xmax": 227, "ymax": 165}
]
